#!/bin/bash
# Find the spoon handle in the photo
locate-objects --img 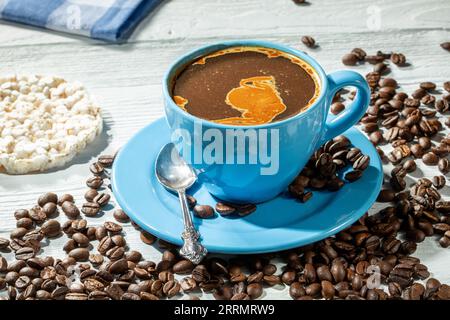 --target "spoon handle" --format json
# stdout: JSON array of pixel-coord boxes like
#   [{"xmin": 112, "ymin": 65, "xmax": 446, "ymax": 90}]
[{"xmin": 177, "ymin": 190, "xmax": 207, "ymax": 264}]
